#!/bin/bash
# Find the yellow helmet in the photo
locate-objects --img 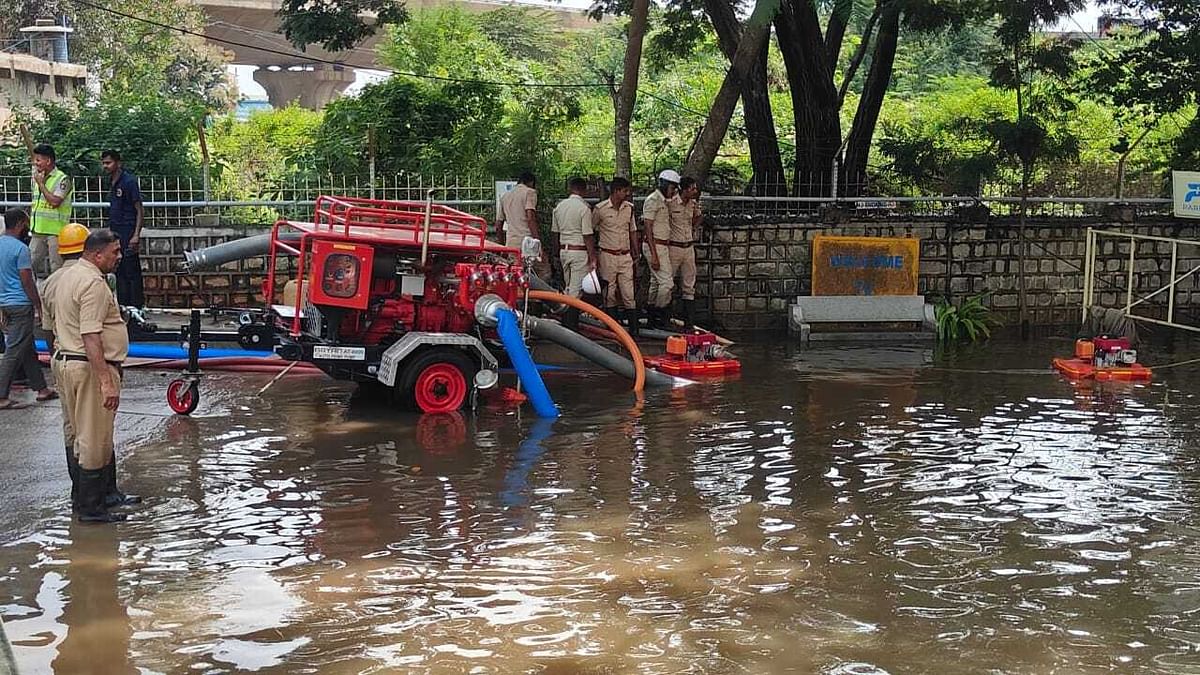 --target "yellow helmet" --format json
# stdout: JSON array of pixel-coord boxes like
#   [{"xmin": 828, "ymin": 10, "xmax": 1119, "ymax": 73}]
[{"xmin": 58, "ymin": 223, "xmax": 89, "ymax": 255}]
